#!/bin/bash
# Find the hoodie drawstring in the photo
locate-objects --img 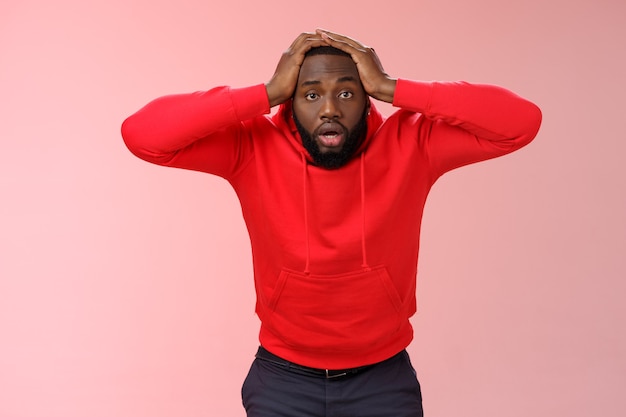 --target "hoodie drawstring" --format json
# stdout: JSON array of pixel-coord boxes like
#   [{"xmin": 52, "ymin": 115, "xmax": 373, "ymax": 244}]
[
  {"xmin": 360, "ymin": 153, "xmax": 371, "ymax": 271},
  {"xmin": 301, "ymin": 152, "xmax": 311, "ymax": 275},
  {"xmin": 300, "ymin": 151, "xmax": 370, "ymax": 275}
]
